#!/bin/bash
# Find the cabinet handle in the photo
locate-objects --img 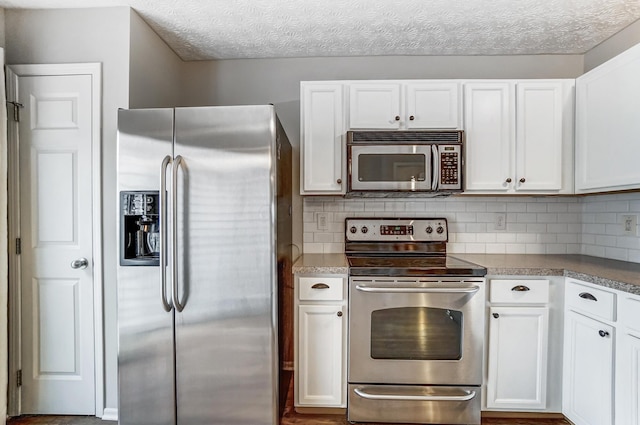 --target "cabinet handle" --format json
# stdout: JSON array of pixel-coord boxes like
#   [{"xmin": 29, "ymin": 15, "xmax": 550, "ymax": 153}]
[
  {"xmin": 505, "ymin": 178, "xmax": 512, "ymax": 183},
  {"xmin": 336, "ymin": 178, "xmax": 342, "ymax": 184},
  {"xmin": 492, "ymin": 313, "xmax": 500, "ymax": 319},
  {"xmin": 409, "ymin": 115, "xmax": 415, "ymax": 121},
  {"xmin": 337, "ymin": 311, "xmax": 343, "ymax": 317},
  {"xmin": 511, "ymin": 285, "xmax": 530, "ymax": 292},
  {"xmin": 579, "ymin": 292, "xmax": 598, "ymax": 302},
  {"xmin": 311, "ymin": 283, "xmax": 330, "ymax": 289},
  {"xmin": 394, "ymin": 115, "xmax": 401, "ymax": 121},
  {"xmin": 599, "ymin": 330, "xmax": 610, "ymax": 338},
  {"xmin": 519, "ymin": 178, "xmax": 526, "ymax": 183}
]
